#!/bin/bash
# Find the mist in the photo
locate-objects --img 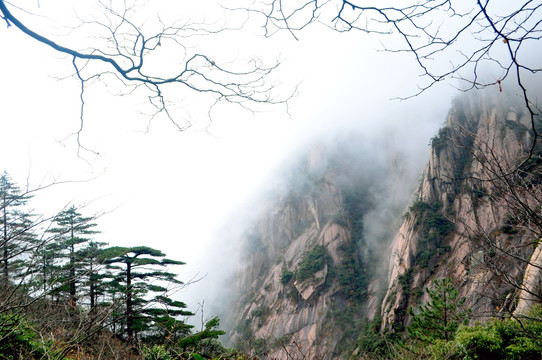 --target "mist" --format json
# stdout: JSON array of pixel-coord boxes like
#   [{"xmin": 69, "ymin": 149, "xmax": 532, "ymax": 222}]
[{"xmin": 180, "ymin": 80, "xmax": 457, "ymax": 329}]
